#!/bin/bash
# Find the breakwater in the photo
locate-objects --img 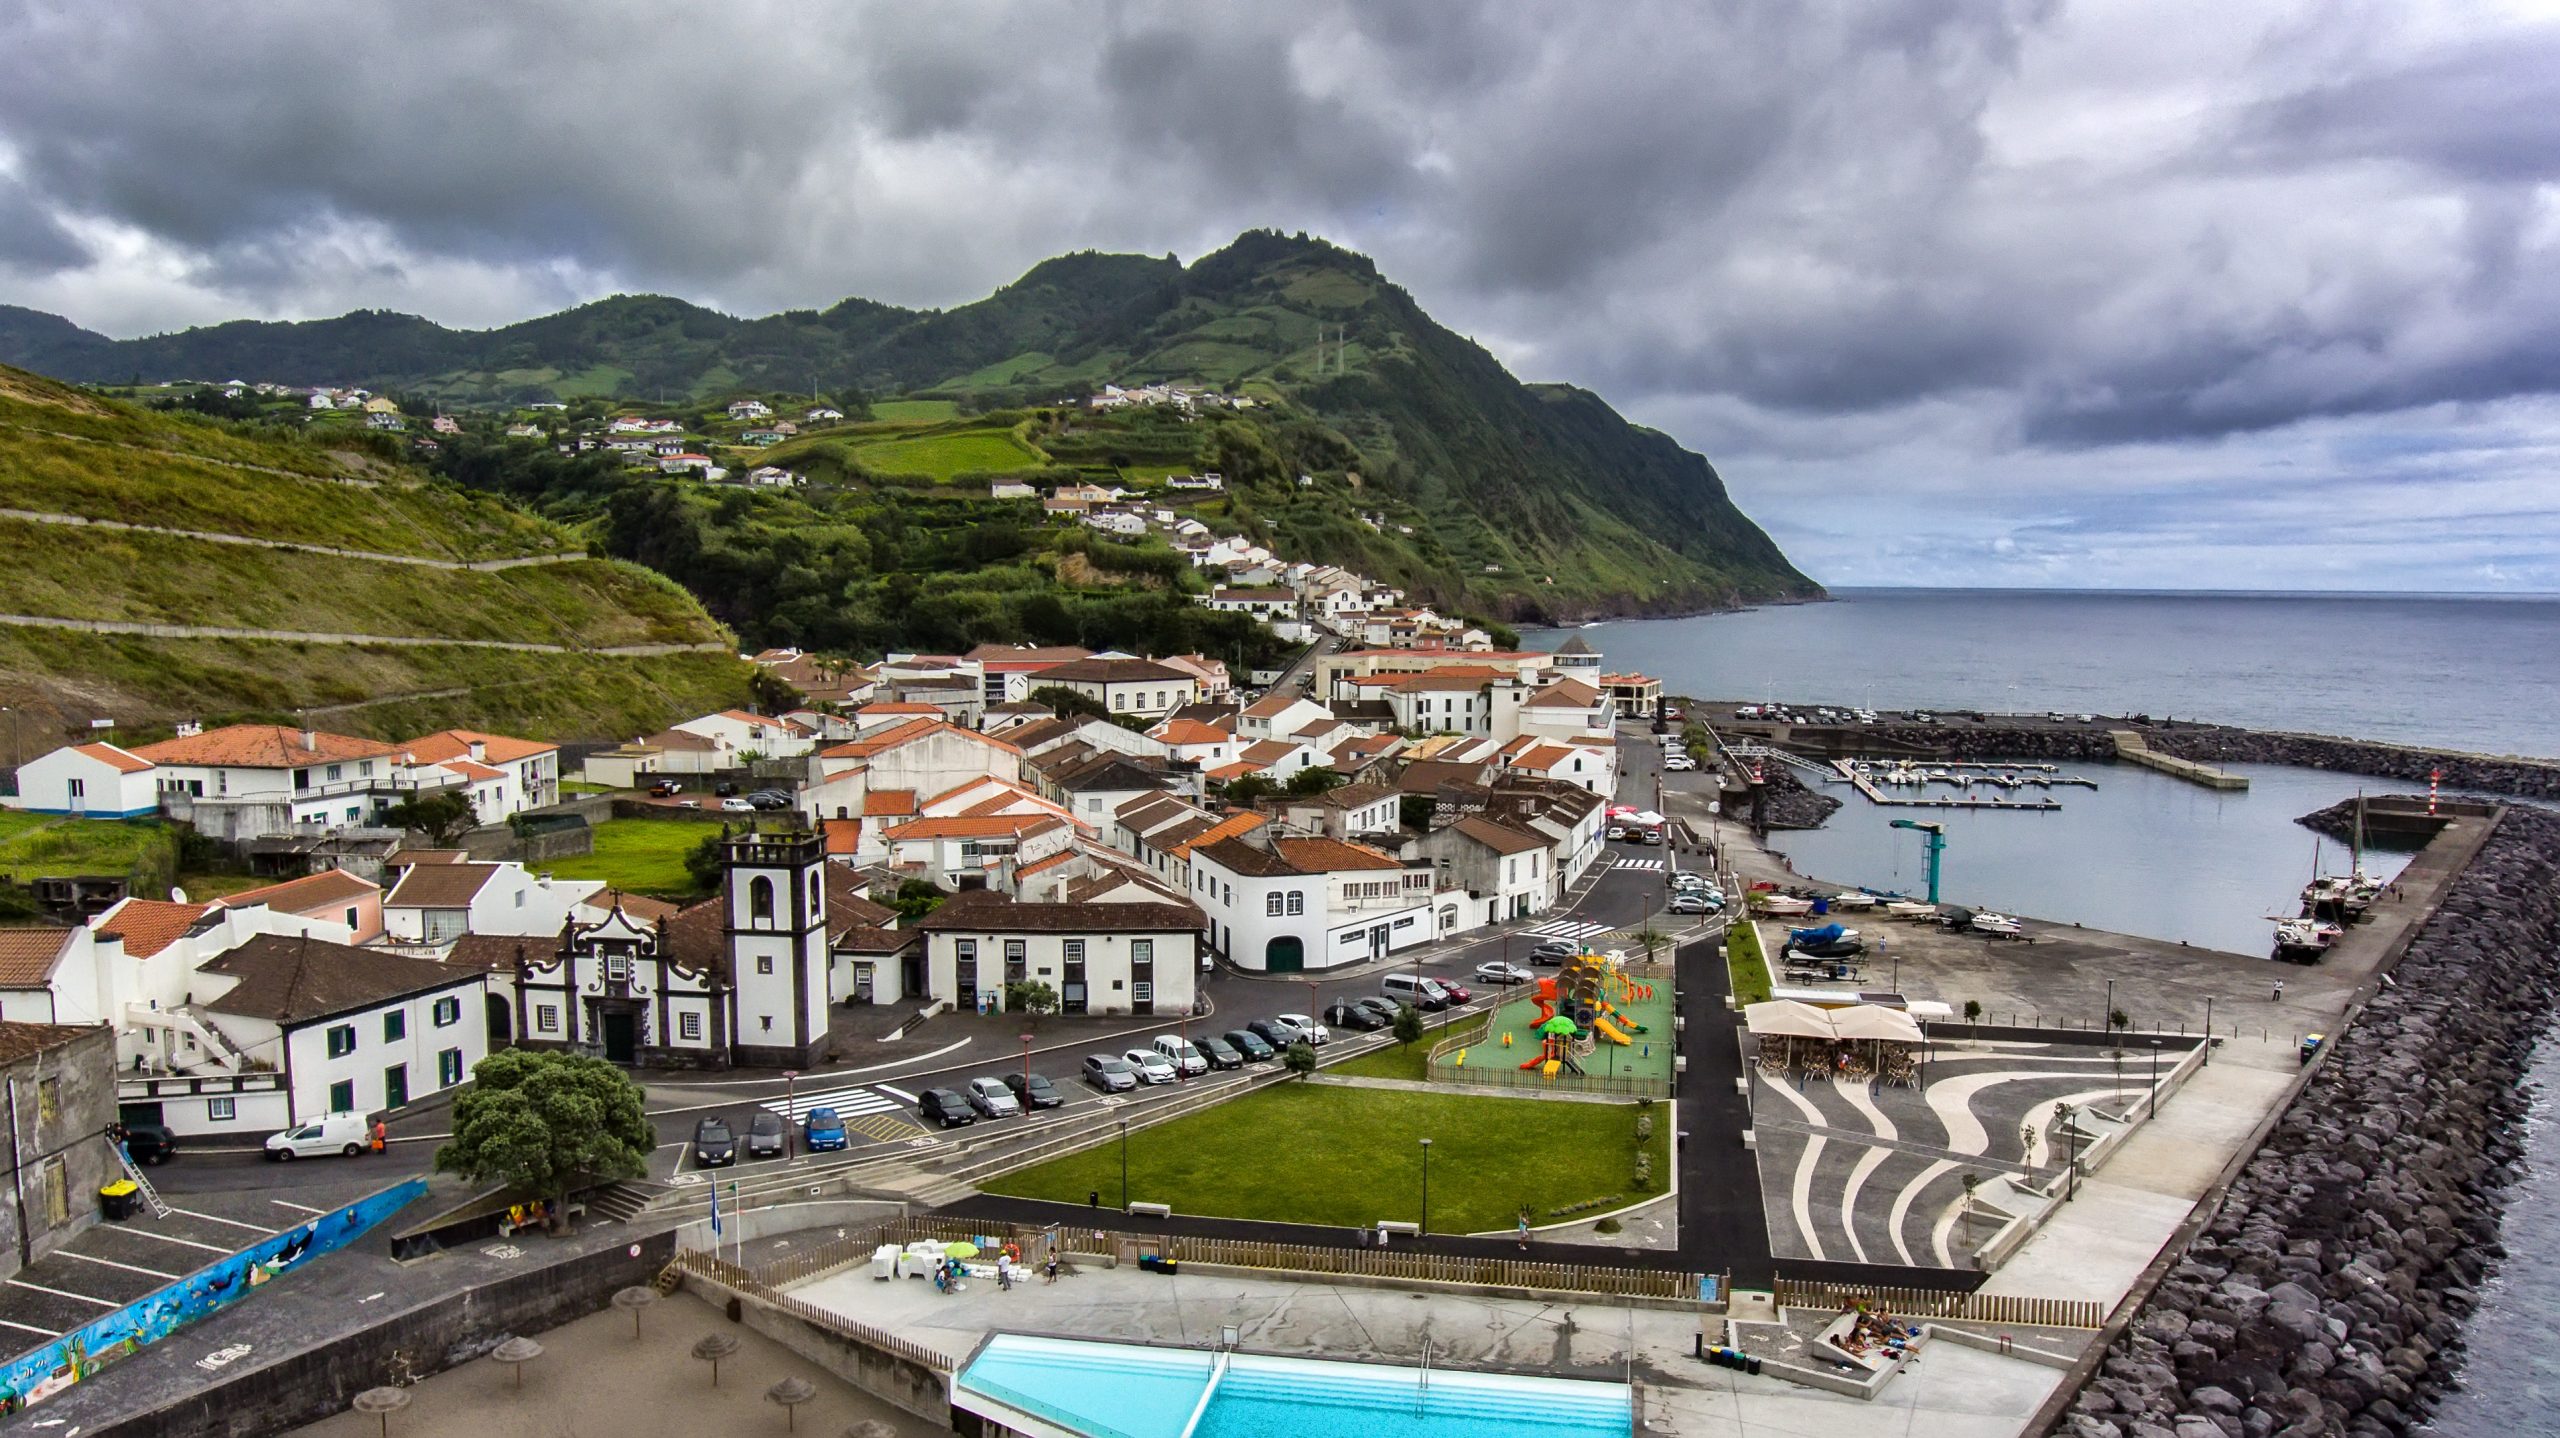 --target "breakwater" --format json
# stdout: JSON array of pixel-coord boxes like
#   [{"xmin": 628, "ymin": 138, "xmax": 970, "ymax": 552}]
[
  {"xmin": 1755, "ymin": 763, "xmax": 1843, "ymax": 830},
  {"xmin": 2057, "ymin": 805, "xmax": 2560, "ymax": 1437}
]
